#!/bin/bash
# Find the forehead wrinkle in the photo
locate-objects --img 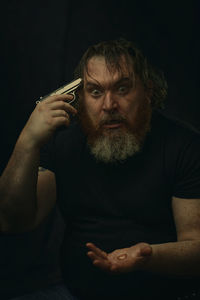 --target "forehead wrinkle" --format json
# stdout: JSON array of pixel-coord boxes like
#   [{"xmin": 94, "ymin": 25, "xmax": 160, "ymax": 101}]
[
  {"xmin": 85, "ymin": 77, "xmax": 133, "ymax": 90},
  {"xmin": 84, "ymin": 68, "xmax": 132, "ymax": 90},
  {"xmin": 84, "ymin": 56, "xmax": 135, "ymax": 90},
  {"xmin": 83, "ymin": 73, "xmax": 103, "ymax": 90}
]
